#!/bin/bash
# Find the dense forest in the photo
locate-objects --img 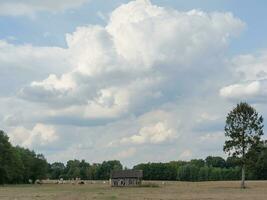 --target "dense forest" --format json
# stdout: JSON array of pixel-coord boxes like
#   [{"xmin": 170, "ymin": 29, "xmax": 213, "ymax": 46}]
[{"xmin": 1, "ymin": 130, "xmax": 267, "ymax": 184}]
